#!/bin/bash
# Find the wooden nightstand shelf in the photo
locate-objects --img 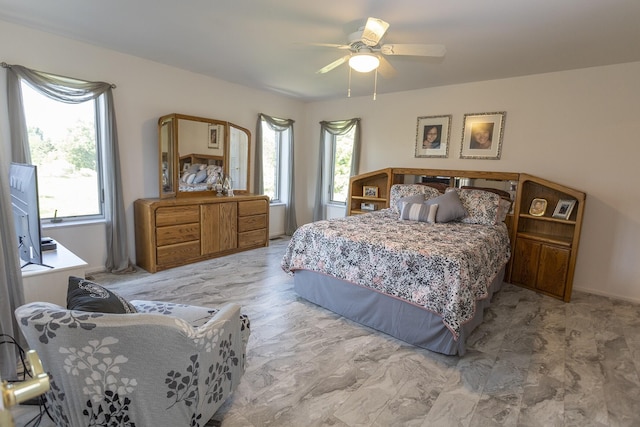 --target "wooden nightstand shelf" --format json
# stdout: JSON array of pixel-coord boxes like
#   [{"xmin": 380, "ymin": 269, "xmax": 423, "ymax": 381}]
[
  {"xmin": 508, "ymin": 174, "xmax": 585, "ymax": 301},
  {"xmin": 346, "ymin": 168, "xmax": 394, "ymax": 215}
]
